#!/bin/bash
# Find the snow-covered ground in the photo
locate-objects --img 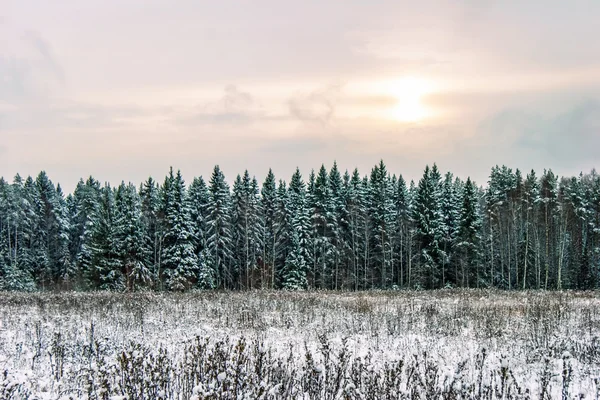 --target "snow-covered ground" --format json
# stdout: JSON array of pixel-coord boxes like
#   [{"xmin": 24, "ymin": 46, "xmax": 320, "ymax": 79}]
[{"xmin": 0, "ymin": 290, "xmax": 599, "ymax": 399}]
